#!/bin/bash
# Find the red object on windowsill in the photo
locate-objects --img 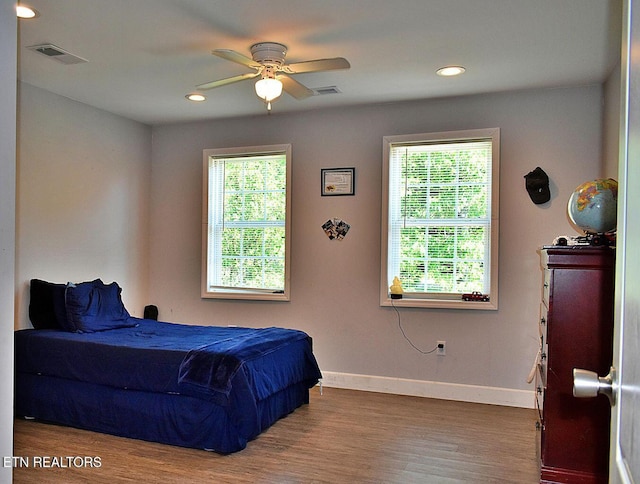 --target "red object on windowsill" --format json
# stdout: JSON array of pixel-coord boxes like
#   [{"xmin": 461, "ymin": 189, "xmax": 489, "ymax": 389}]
[{"xmin": 462, "ymin": 291, "xmax": 490, "ymax": 302}]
